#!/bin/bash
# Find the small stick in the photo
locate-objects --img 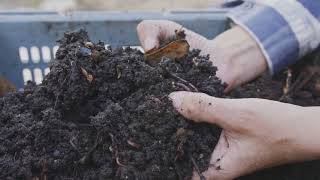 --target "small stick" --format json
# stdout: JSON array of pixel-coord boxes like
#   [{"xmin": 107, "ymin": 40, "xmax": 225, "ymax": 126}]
[
  {"xmin": 127, "ymin": 138, "xmax": 141, "ymax": 149},
  {"xmin": 69, "ymin": 137, "xmax": 80, "ymax": 154},
  {"xmin": 174, "ymin": 82, "xmax": 192, "ymax": 92},
  {"xmin": 161, "ymin": 66, "xmax": 199, "ymax": 92},
  {"xmin": 78, "ymin": 131, "xmax": 102, "ymax": 165},
  {"xmin": 280, "ymin": 69, "xmax": 316, "ymax": 101},
  {"xmin": 283, "ymin": 68, "xmax": 293, "ymax": 94},
  {"xmin": 190, "ymin": 155, "xmax": 206, "ymax": 180},
  {"xmin": 108, "ymin": 133, "xmax": 127, "ymax": 167},
  {"xmin": 116, "ymin": 157, "xmax": 126, "ymax": 167},
  {"xmin": 169, "ymin": 72, "xmax": 198, "ymax": 92},
  {"xmin": 54, "ymin": 77, "xmax": 68, "ymax": 110}
]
